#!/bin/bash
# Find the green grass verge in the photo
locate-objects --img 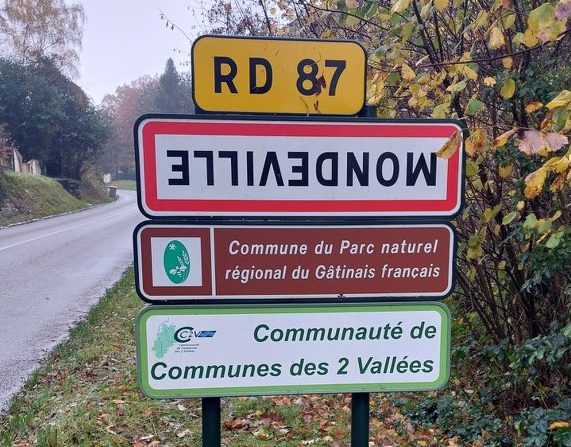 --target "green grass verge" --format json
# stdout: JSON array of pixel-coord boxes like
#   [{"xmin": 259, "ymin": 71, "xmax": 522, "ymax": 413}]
[
  {"xmin": 0, "ymin": 269, "xmax": 455, "ymax": 447},
  {"xmin": 0, "ymin": 172, "xmax": 87, "ymax": 226},
  {"xmin": 0, "ymin": 269, "xmax": 334, "ymax": 447},
  {"xmin": 108, "ymin": 180, "xmax": 137, "ymax": 190},
  {"xmin": 0, "ymin": 172, "xmax": 112, "ymax": 226}
]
